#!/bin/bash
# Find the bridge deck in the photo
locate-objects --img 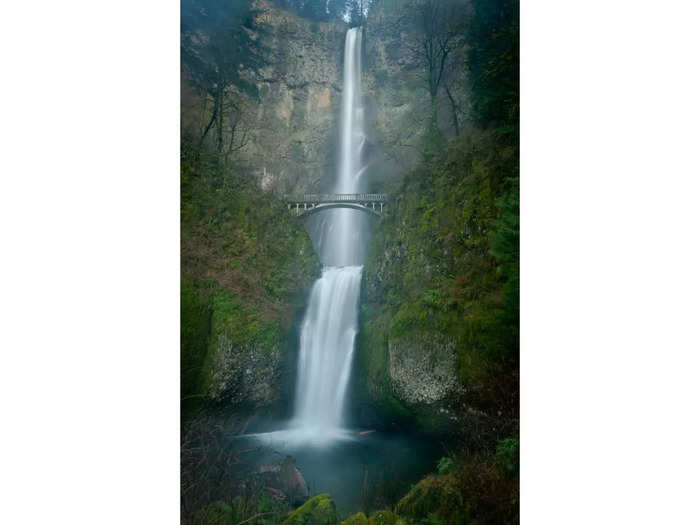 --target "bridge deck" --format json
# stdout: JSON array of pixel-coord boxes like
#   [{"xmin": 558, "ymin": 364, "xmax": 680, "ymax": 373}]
[
  {"xmin": 284, "ymin": 193, "xmax": 388, "ymax": 217},
  {"xmin": 284, "ymin": 193, "xmax": 387, "ymax": 203}
]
